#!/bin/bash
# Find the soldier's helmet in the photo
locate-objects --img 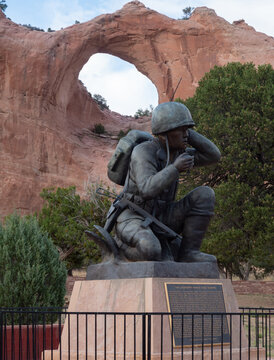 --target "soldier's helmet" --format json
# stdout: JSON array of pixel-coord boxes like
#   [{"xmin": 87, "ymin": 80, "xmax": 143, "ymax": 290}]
[{"xmin": 151, "ymin": 102, "xmax": 195, "ymax": 135}]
